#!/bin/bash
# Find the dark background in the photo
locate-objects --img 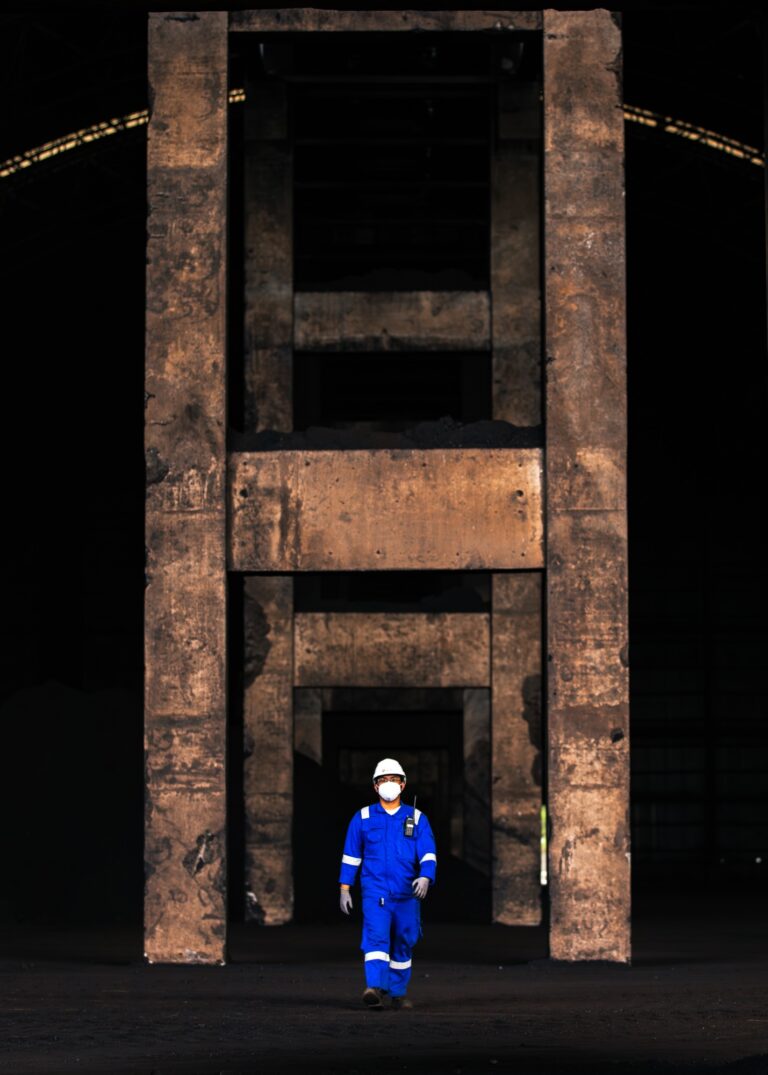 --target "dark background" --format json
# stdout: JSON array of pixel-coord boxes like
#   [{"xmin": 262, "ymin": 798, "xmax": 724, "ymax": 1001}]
[{"xmin": 0, "ymin": 5, "xmax": 765, "ymax": 934}]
